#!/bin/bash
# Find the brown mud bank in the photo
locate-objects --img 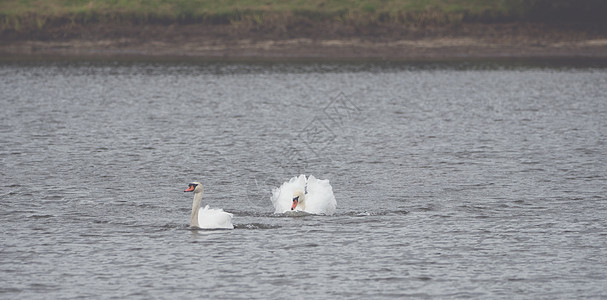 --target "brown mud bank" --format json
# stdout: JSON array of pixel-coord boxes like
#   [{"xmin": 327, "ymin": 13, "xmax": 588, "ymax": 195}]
[{"xmin": 2, "ymin": 22, "xmax": 607, "ymax": 60}]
